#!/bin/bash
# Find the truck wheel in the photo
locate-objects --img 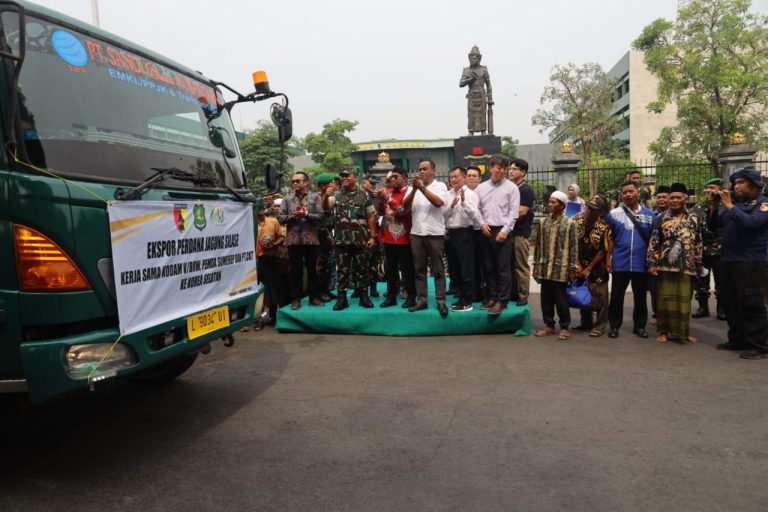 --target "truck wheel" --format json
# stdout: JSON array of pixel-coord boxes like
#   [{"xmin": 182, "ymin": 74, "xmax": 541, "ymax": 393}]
[{"xmin": 129, "ymin": 352, "xmax": 199, "ymax": 384}]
